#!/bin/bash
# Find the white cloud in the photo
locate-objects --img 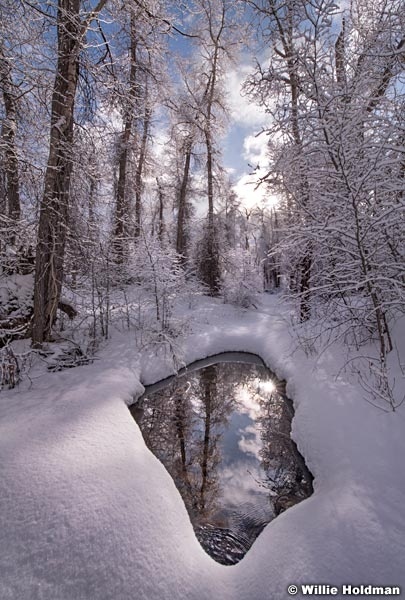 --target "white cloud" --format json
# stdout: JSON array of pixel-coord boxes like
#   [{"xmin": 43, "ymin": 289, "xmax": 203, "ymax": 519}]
[
  {"xmin": 151, "ymin": 130, "xmax": 170, "ymax": 159},
  {"xmin": 233, "ymin": 173, "xmax": 279, "ymax": 210},
  {"xmin": 232, "ymin": 132, "xmax": 280, "ymax": 210},
  {"xmin": 225, "ymin": 65, "xmax": 268, "ymax": 127},
  {"xmin": 242, "ymin": 133, "xmax": 269, "ymax": 166}
]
